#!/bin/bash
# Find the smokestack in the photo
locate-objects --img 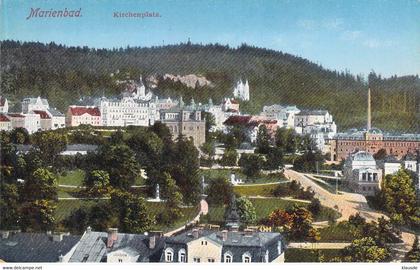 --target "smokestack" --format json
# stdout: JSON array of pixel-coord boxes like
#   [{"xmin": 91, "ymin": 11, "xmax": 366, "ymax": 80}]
[
  {"xmin": 107, "ymin": 228, "xmax": 118, "ymax": 248},
  {"xmin": 367, "ymin": 88, "xmax": 372, "ymax": 131}
]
